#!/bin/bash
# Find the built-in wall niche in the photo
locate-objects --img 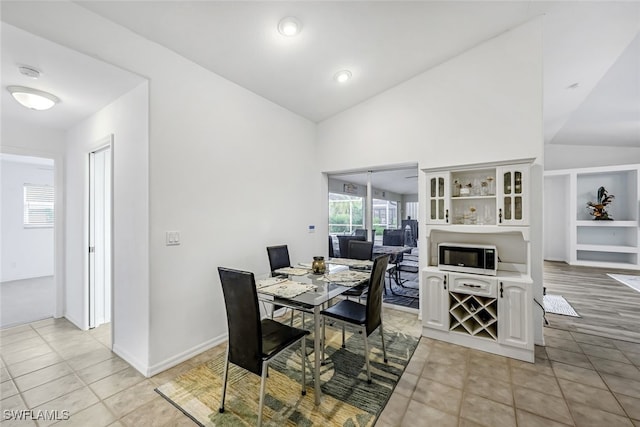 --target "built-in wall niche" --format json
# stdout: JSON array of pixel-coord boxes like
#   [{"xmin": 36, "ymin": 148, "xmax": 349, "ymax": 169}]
[
  {"xmin": 428, "ymin": 230, "xmax": 527, "ymax": 269},
  {"xmin": 576, "ymin": 169, "xmax": 638, "ymax": 221}
]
